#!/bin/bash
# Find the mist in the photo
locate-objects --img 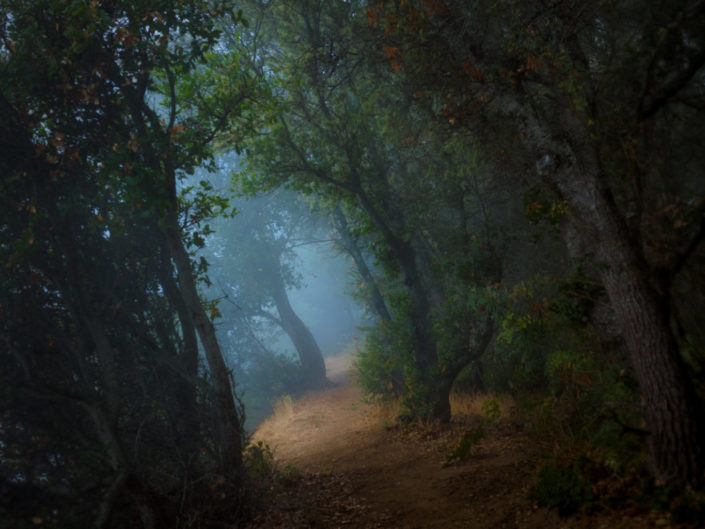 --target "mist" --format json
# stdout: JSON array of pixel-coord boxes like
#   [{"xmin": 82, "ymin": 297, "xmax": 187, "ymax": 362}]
[
  {"xmin": 286, "ymin": 244, "xmax": 363, "ymax": 358},
  {"xmin": 183, "ymin": 156, "xmax": 367, "ymax": 430},
  {"xmin": 4, "ymin": 1, "xmax": 704, "ymax": 527}
]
